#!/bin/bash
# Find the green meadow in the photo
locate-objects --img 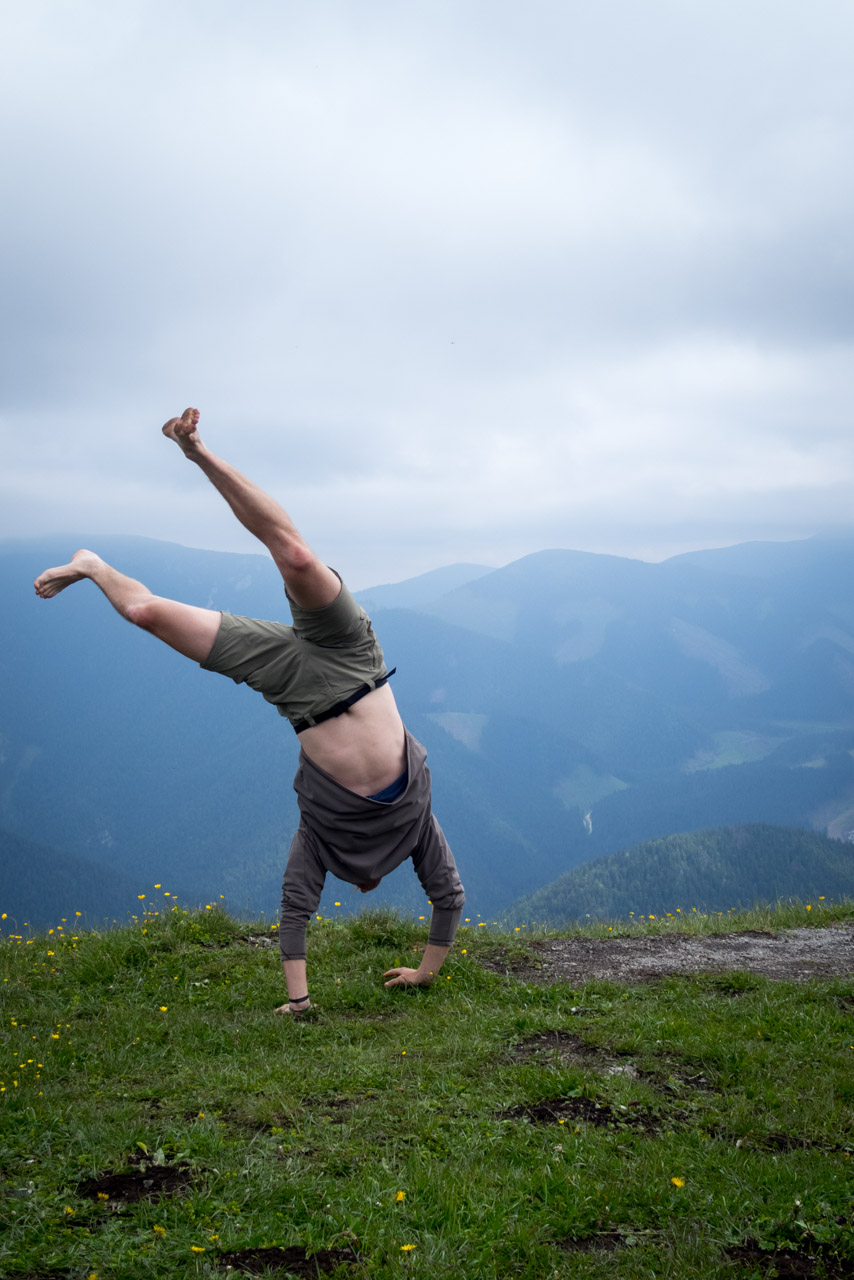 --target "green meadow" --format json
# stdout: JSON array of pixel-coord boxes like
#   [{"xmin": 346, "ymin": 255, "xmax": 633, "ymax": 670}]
[{"xmin": 1, "ymin": 897, "xmax": 852, "ymax": 1279}]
